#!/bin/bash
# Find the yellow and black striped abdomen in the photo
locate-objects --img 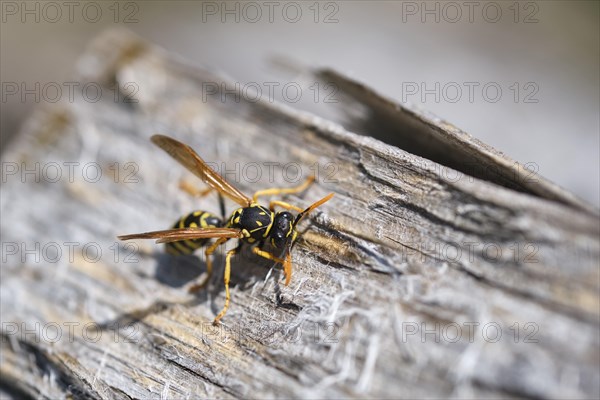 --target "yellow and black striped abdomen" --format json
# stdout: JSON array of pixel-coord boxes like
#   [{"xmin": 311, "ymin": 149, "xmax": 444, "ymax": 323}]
[{"xmin": 166, "ymin": 211, "xmax": 223, "ymax": 255}]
